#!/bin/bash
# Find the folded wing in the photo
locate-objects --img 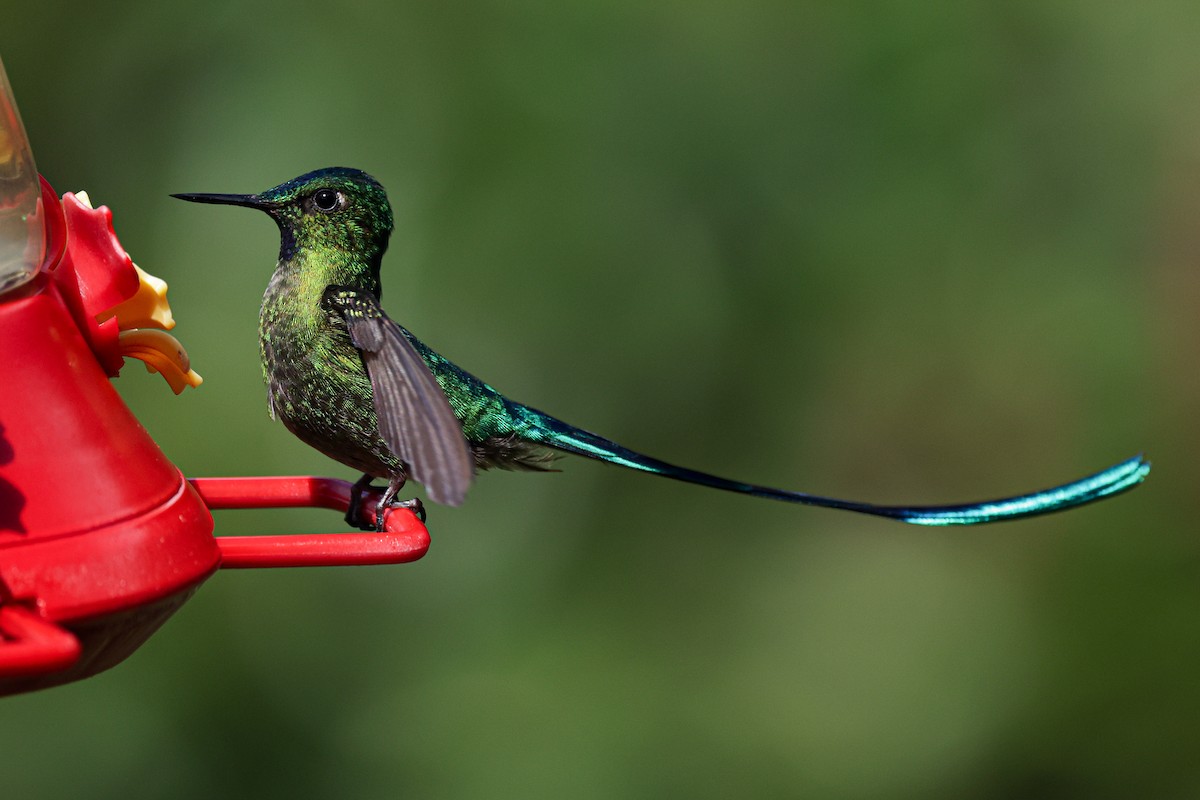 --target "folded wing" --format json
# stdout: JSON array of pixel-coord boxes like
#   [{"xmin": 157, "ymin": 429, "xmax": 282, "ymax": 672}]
[{"xmin": 325, "ymin": 287, "xmax": 474, "ymax": 506}]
